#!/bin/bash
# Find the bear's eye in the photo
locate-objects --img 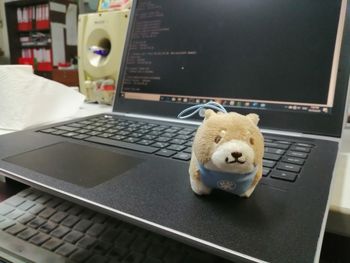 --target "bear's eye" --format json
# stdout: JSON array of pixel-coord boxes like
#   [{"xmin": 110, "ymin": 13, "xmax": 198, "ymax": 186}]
[
  {"xmin": 249, "ymin": 137, "xmax": 255, "ymax": 145},
  {"xmin": 214, "ymin": 135, "xmax": 222, "ymax": 144}
]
